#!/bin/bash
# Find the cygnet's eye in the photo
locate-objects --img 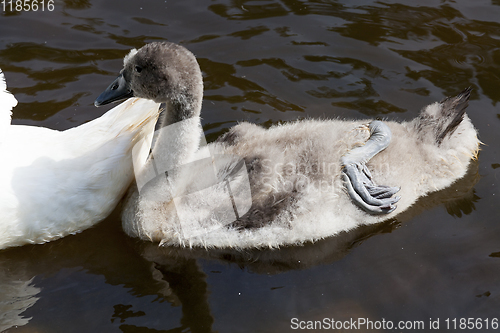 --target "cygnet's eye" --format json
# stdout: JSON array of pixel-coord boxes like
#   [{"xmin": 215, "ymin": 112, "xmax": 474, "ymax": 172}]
[{"xmin": 135, "ymin": 65, "xmax": 142, "ymax": 73}]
